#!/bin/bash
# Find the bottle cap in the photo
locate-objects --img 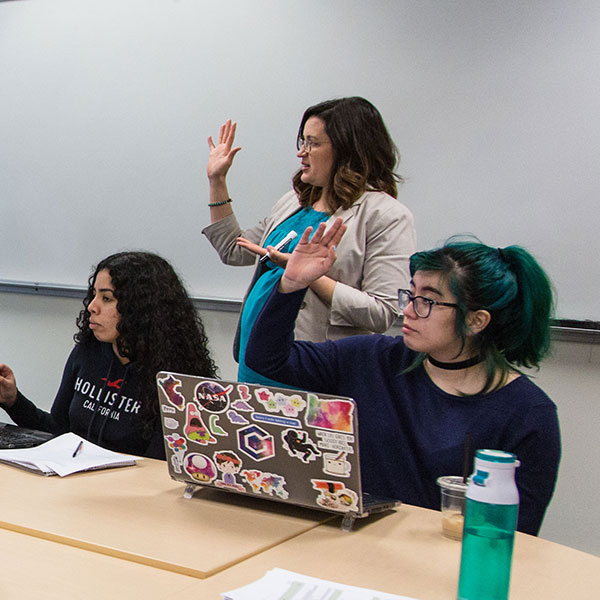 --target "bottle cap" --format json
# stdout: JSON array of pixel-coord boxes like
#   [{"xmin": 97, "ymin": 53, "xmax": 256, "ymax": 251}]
[{"xmin": 475, "ymin": 449, "xmax": 517, "ymax": 463}]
